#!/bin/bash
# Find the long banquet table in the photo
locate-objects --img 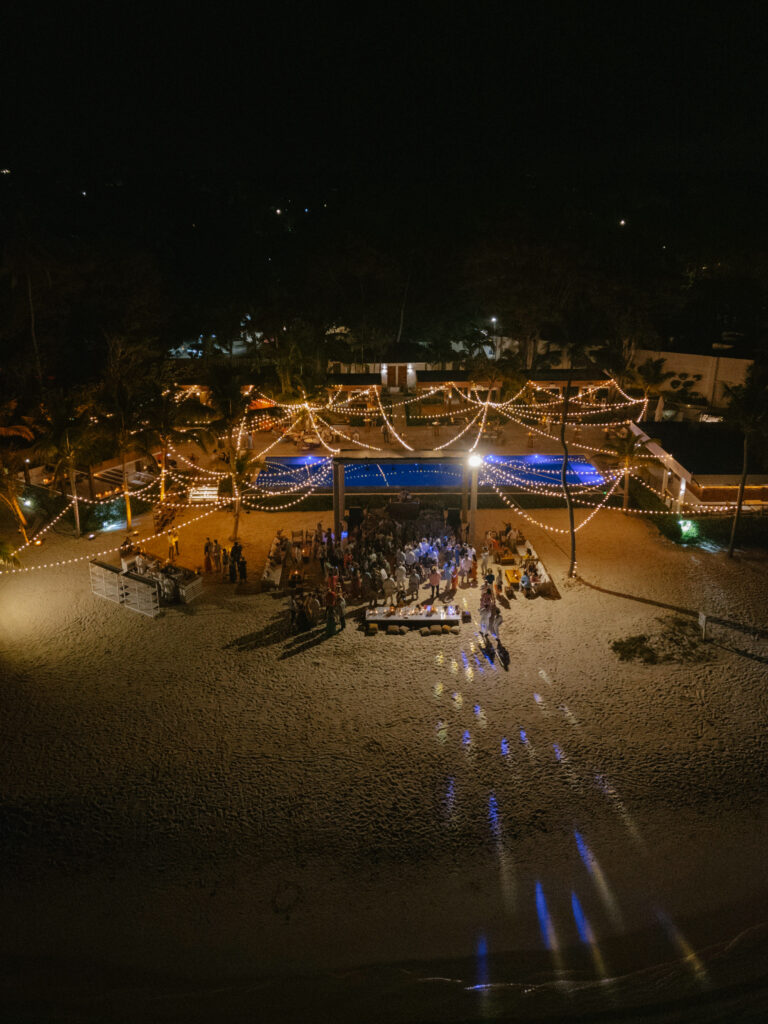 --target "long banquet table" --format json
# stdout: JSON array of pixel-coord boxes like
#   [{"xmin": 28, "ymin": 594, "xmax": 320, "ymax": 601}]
[{"xmin": 365, "ymin": 603, "xmax": 461, "ymax": 627}]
